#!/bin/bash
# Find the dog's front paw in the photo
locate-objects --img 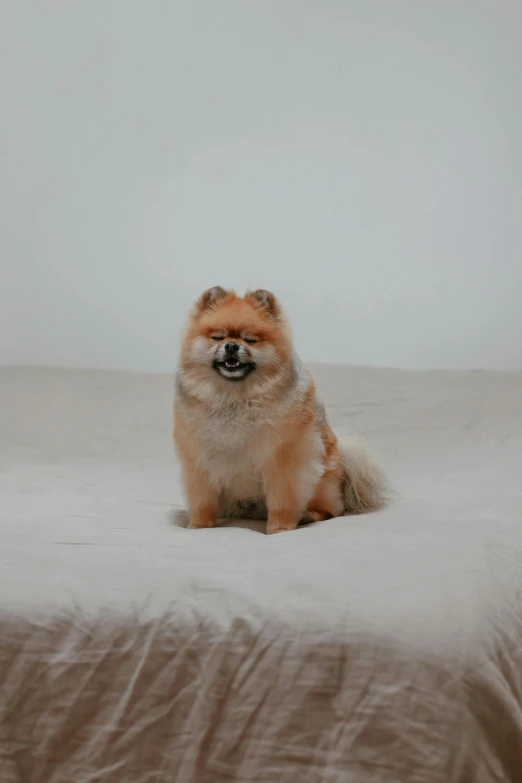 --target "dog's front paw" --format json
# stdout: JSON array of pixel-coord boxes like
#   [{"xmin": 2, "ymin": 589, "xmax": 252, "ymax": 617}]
[
  {"xmin": 187, "ymin": 520, "xmax": 215, "ymax": 530},
  {"xmin": 266, "ymin": 520, "xmax": 298, "ymax": 535},
  {"xmin": 300, "ymin": 510, "xmax": 330, "ymax": 524}
]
